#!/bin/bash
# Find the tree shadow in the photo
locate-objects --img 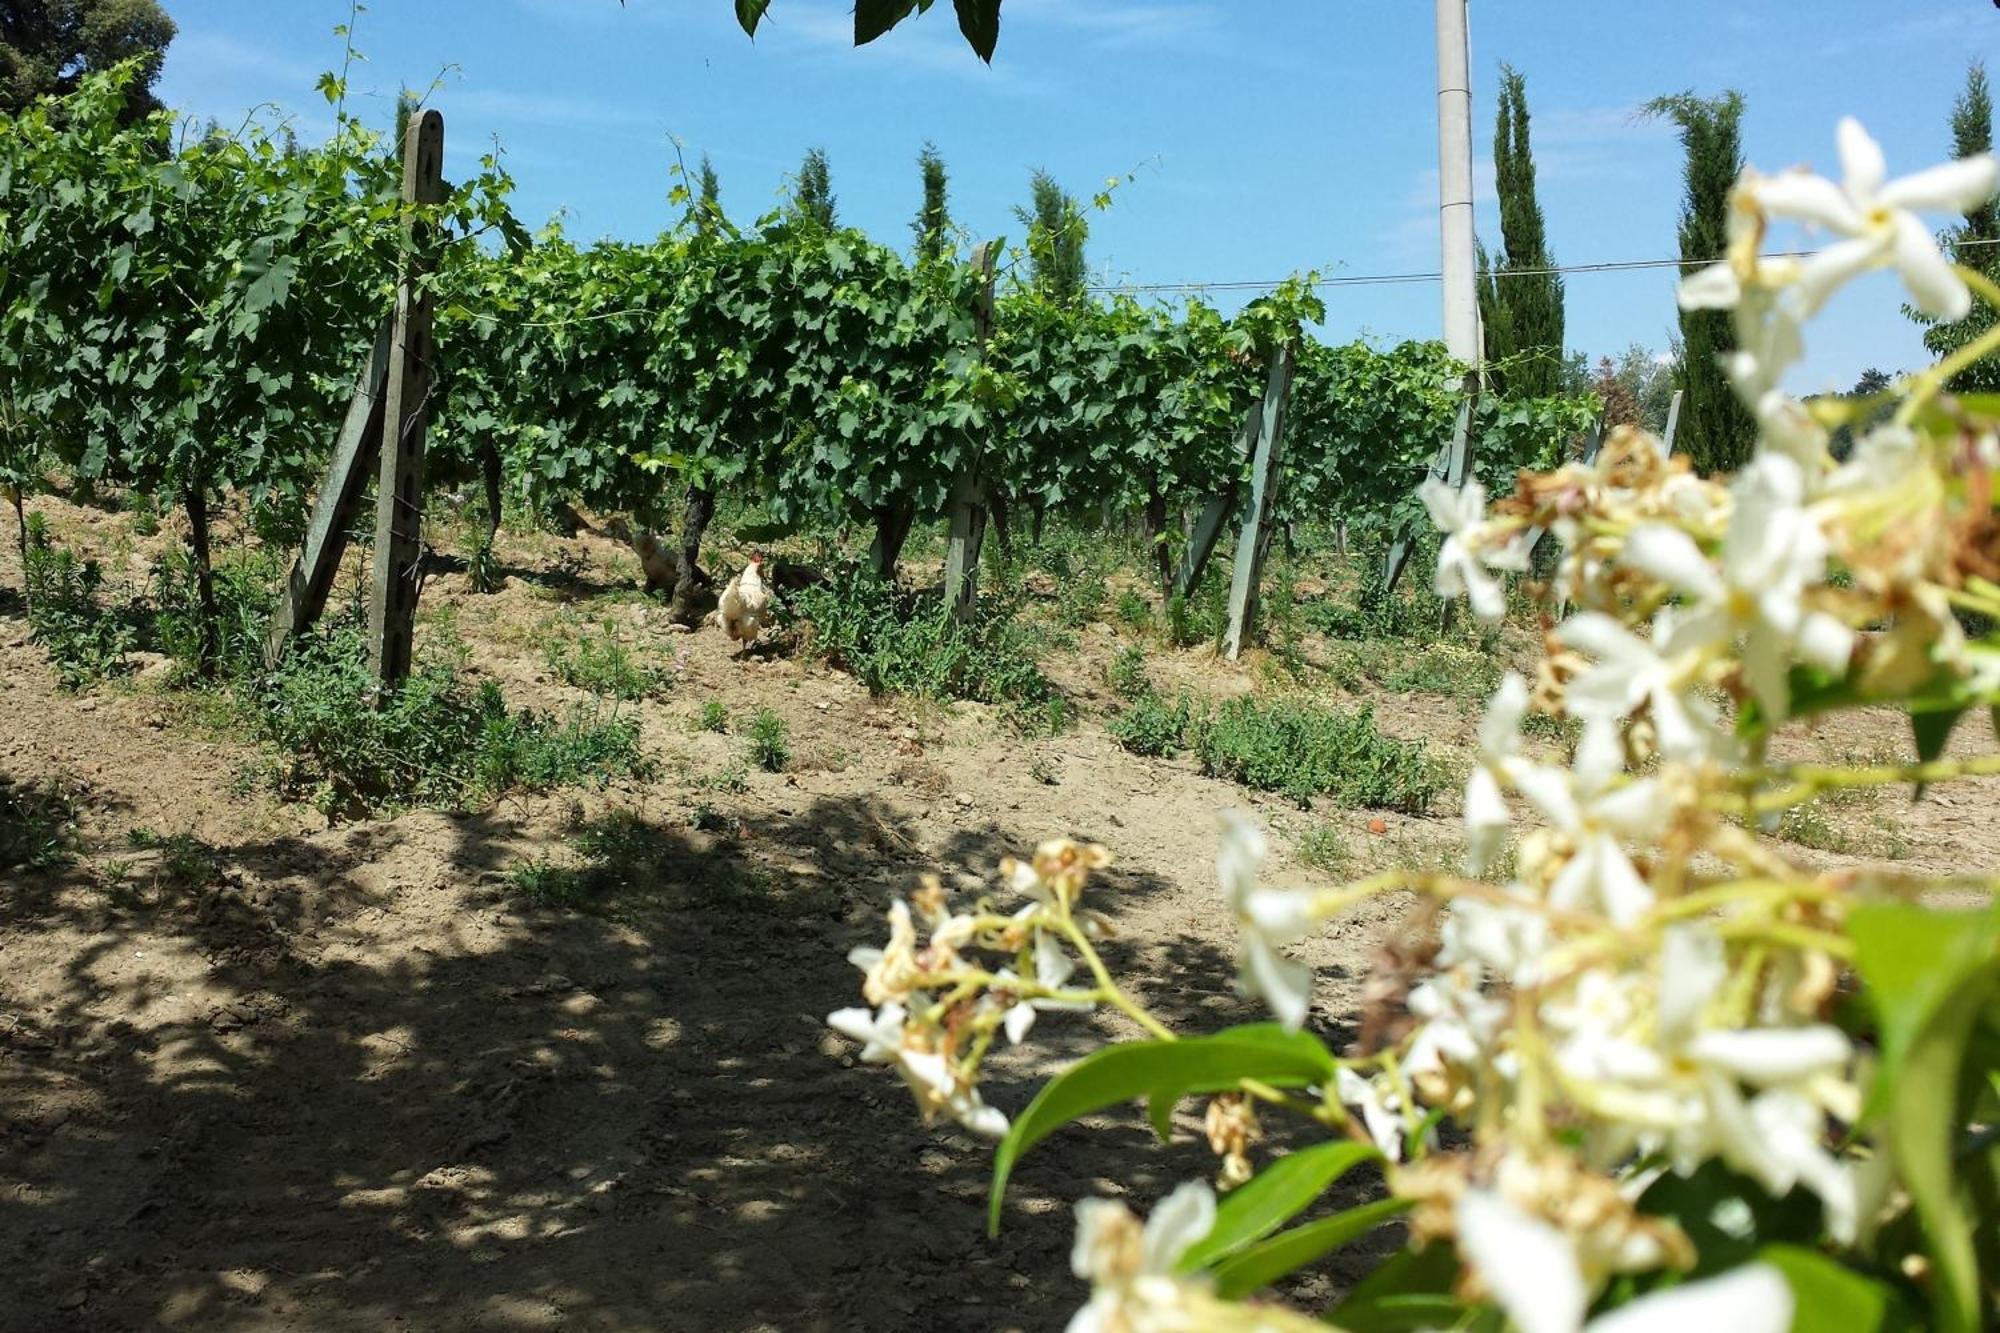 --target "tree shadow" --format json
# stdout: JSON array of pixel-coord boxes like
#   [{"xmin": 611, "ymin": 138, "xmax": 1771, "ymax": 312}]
[{"xmin": 0, "ymin": 790, "xmax": 1379, "ymax": 1331}]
